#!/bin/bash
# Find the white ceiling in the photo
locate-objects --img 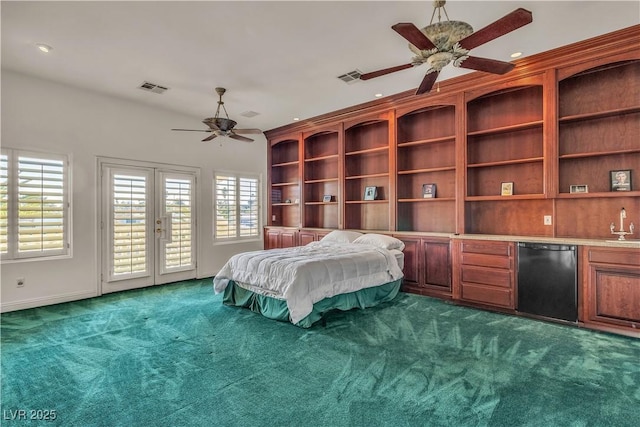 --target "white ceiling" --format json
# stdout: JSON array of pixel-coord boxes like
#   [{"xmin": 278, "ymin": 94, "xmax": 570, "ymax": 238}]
[{"xmin": 2, "ymin": 1, "xmax": 639, "ymax": 133}]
